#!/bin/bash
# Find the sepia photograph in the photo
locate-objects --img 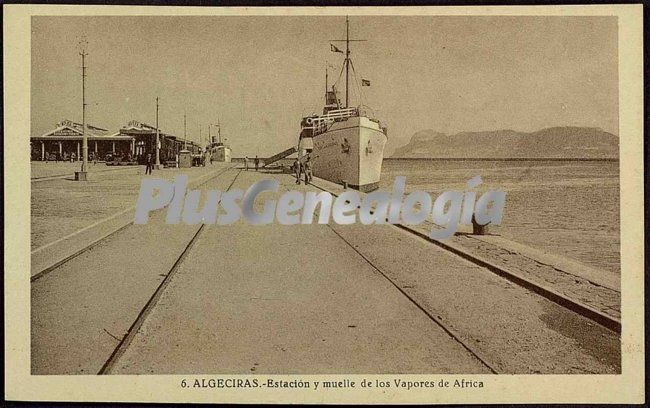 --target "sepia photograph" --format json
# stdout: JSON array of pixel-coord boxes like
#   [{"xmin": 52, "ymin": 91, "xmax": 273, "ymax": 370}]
[{"xmin": 4, "ymin": 4, "xmax": 645, "ymax": 405}]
